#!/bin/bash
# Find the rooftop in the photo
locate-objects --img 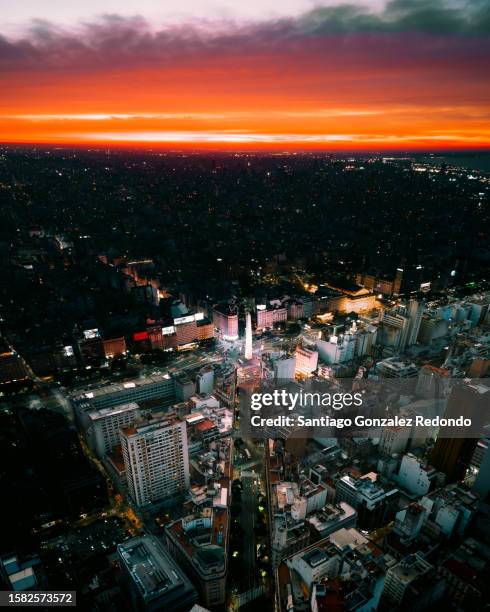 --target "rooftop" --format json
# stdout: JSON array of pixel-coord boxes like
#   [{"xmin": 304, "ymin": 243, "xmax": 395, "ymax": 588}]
[
  {"xmin": 121, "ymin": 412, "xmax": 182, "ymax": 438},
  {"xmin": 388, "ymin": 554, "xmax": 431, "ymax": 584},
  {"xmin": 118, "ymin": 535, "xmax": 195, "ymax": 603},
  {"xmin": 166, "ymin": 507, "xmax": 229, "ymax": 574},
  {"xmin": 75, "ymin": 373, "xmax": 173, "ymax": 401},
  {"xmin": 87, "ymin": 401, "xmax": 139, "ymax": 421}
]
